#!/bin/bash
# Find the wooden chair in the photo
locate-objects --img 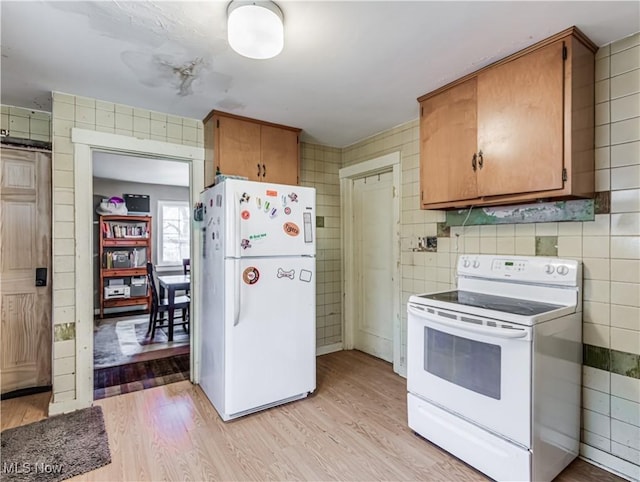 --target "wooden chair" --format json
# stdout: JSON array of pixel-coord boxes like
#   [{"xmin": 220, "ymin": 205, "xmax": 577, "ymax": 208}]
[{"xmin": 146, "ymin": 262, "xmax": 190, "ymax": 340}]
